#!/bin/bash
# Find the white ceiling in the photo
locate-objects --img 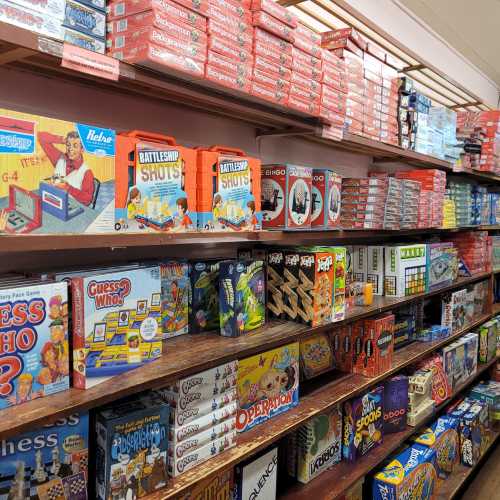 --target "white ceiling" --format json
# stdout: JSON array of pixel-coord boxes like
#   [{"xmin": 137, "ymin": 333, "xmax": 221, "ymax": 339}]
[{"xmin": 399, "ymin": 0, "xmax": 500, "ymax": 93}]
